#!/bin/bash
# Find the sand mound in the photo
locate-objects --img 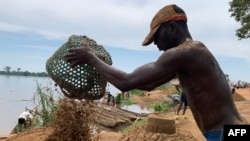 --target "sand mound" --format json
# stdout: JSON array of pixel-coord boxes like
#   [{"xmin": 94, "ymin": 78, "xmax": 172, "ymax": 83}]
[{"xmin": 119, "ymin": 124, "xmax": 197, "ymax": 141}]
